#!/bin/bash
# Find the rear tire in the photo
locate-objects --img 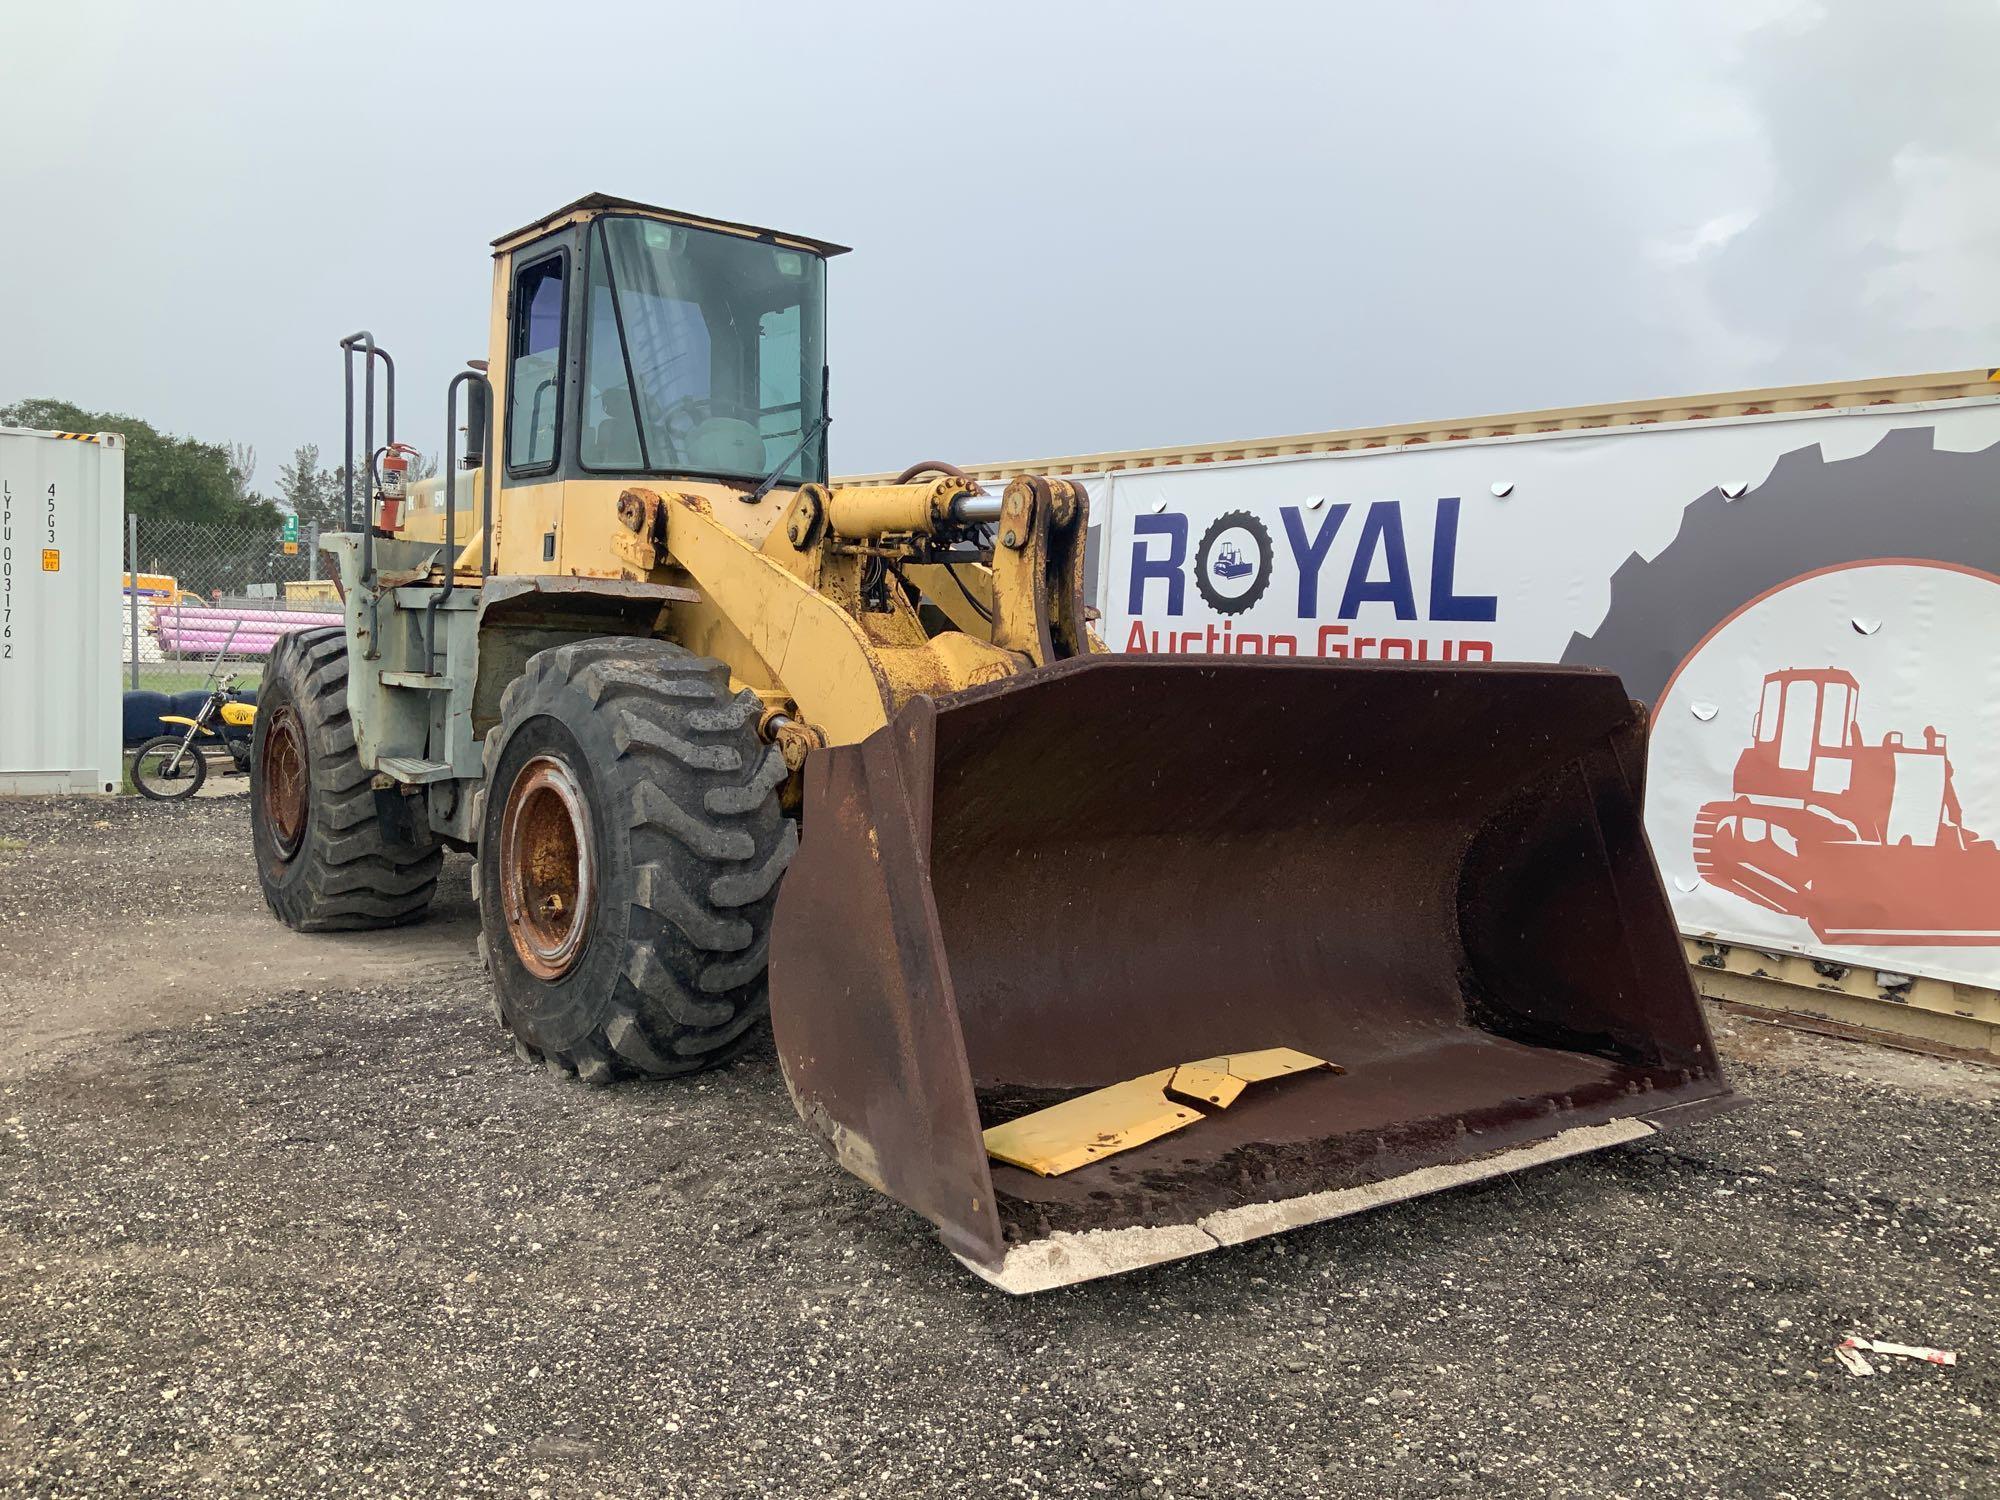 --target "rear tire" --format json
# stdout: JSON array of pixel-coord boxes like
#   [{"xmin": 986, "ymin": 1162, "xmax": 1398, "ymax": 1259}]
[
  {"xmin": 476, "ymin": 637, "xmax": 796, "ymax": 1083},
  {"xmin": 131, "ymin": 735, "xmax": 207, "ymax": 800},
  {"xmin": 250, "ymin": 627, "xmax": 442, "ymax": 931}
]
